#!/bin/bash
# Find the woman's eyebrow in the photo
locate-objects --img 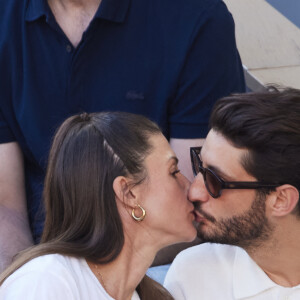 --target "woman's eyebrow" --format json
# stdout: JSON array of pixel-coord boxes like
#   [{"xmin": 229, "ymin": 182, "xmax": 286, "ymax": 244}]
[{"xmin": 168, "ymin": 156, "xmax": 179, "ymax": 165}]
